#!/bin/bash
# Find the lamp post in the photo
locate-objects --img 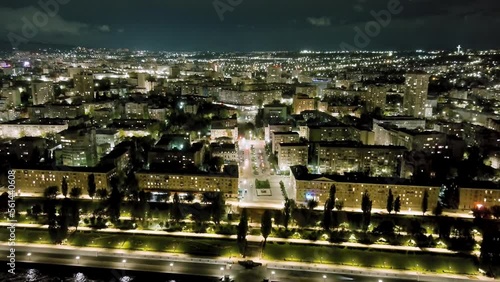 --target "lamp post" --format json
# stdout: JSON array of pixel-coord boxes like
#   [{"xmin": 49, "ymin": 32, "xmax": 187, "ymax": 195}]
[
  {"xmin": 122, "ymin": 259, "xmax": 127, "ymax": 267},
  {"xmin": 27, "ymin": 253, "xmax": 31, "ymax": 261},
  {"xmin": 323, "ymin": 274, "xmax": 327, "ymax": 282},
  {"xmin": 271, "ymin": 271, "xmax": 276, "ymax": 280},
  {"xmin": 169, "ymin": 262, "xmax": 174, "ymax": 271},
  {"xmin": 75, "ymin": 256, "xmax": 80, "ymax": 264}
]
